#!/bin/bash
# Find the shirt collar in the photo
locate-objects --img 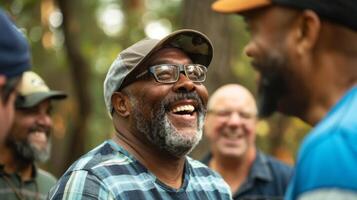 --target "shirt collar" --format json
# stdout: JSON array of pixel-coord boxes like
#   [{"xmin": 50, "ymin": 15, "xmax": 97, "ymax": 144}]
[
  {"xmin": 0, "ymin": 163, "xmax": 38, "ymax": 181},
  {"xmin": 249, "ymin": 150, "xmax": 272, "ymax": 182}
]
